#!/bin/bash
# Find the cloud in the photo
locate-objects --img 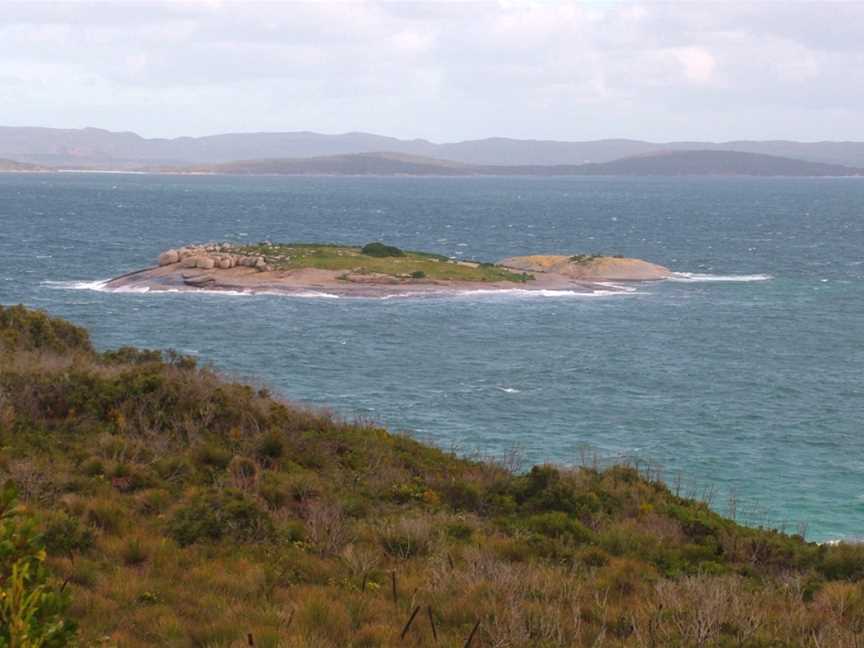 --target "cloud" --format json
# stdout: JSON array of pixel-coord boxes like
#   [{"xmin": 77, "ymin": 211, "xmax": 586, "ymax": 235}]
[
  {"xmin": 670, "ymin": 47, "xmax": 716, "ymax": 85},
  {"xmin": 0, "ymin": 1, "xmax": 861, "ymax": 141}
]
